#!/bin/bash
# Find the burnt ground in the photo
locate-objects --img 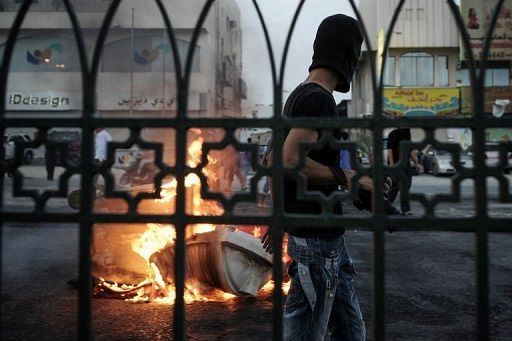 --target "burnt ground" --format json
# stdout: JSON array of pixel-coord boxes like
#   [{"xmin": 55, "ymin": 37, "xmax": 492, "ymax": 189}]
[{"xmin": 1, "ymin": 222, "xmax": 511, "ymax": 340}]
